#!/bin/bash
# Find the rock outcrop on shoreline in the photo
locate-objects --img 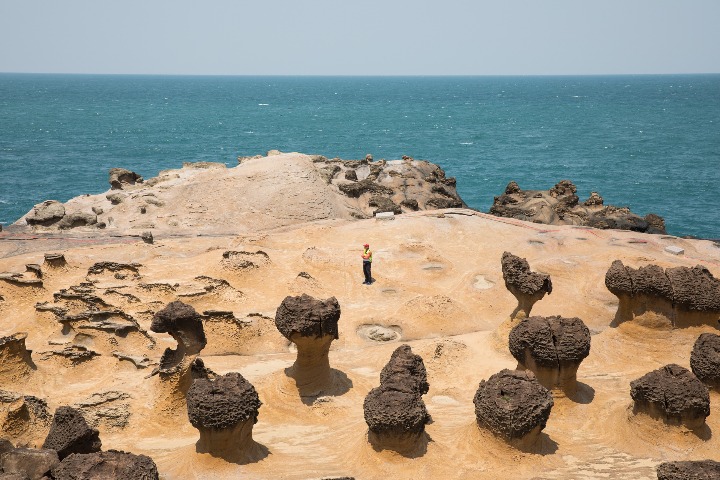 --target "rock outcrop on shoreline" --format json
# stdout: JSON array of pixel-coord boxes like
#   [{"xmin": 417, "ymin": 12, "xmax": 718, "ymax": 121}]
[{"xmin": 490, "ymin": 180, "xmax": 666, "ymax": 234}]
